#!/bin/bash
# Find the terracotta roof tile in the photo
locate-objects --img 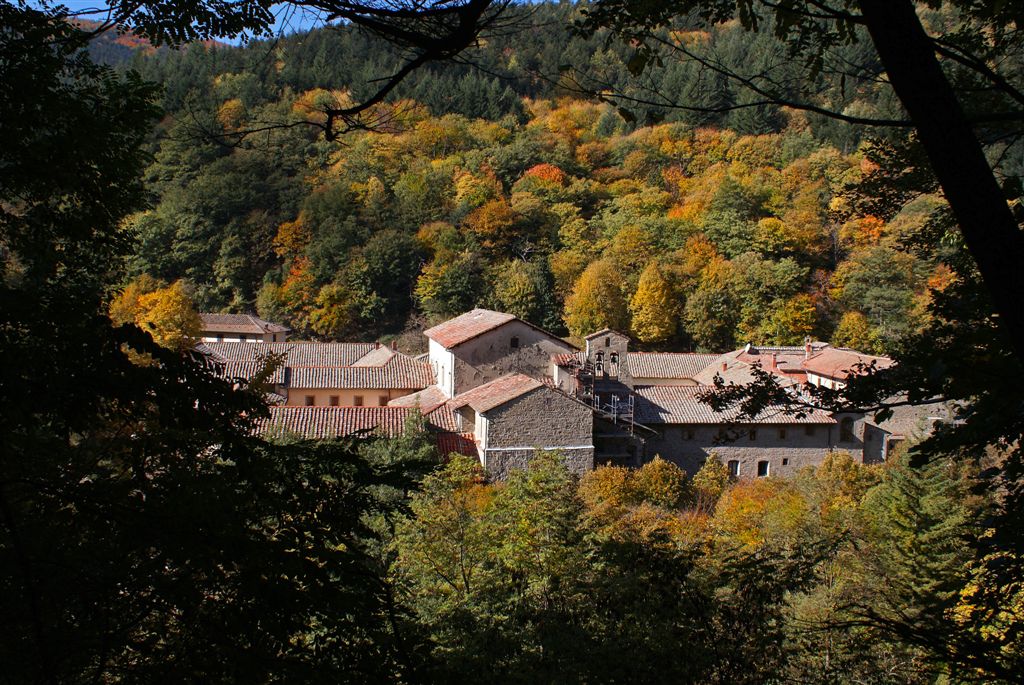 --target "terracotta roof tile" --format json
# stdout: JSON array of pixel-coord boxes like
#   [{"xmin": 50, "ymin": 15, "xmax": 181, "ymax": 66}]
[
  {"xmin": 220, "ymin": 359, "xmax": 287, "ymax": 385},
  {"xmin": 634, "ymin": 386, "xmax": 835, "ymax": 425},
  {"xmin": 200, "ymin": 313, "xmax": 289, "ymax": 334},
  {"xmin": 449, "ymin": 373, "xmax": 543, "ymax": 413},
  {"xmin": 351, "ymin": 346, "xmax": 397, "ymax": 367},
  {"xmin": 200, "ymin": 341, "xmax": 433, "ymax": 390},
  {"xmin": 436, "ymin": 432, "xmax": 477, "ymax": 457},
  {"xmin": 388, "ymin": 385, "xmax": 449, "ymax": 412},
  {"xmin": 288, "ymin": 358, "xmax": 433, "ymax": 390},
  {"xmin": 802, "ymin": 348, "xmax": 892, "ymax": 380},
  {"xmin": 424, "ymin": 309, "xmax": 515, "ymax": 348},
  {"xmin": 200, "ymin": 341, "xmax": 376, "ymax": 367},
  {"xmin": 628, "ymin": 352, "xmax": 719, "ymax": 379},
  {"xmin": 423, "ymin": 402, "xmax": 461, "ymax": 432},
  {"xmin": 259, "ymin": 406, "xmax": 413, "ymax": 439}
]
